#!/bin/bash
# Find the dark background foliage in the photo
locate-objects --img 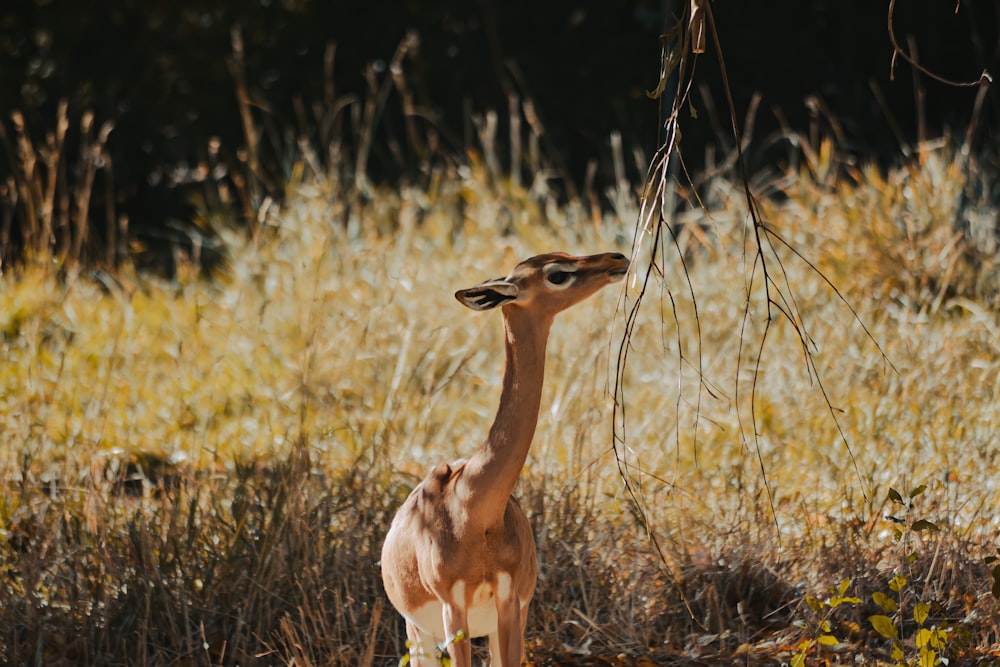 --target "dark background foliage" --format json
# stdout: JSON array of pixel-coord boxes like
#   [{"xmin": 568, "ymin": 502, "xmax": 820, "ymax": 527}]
[{"xmin": 1, "ymin": 0, "xmax": 998, "ymax": 264}]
